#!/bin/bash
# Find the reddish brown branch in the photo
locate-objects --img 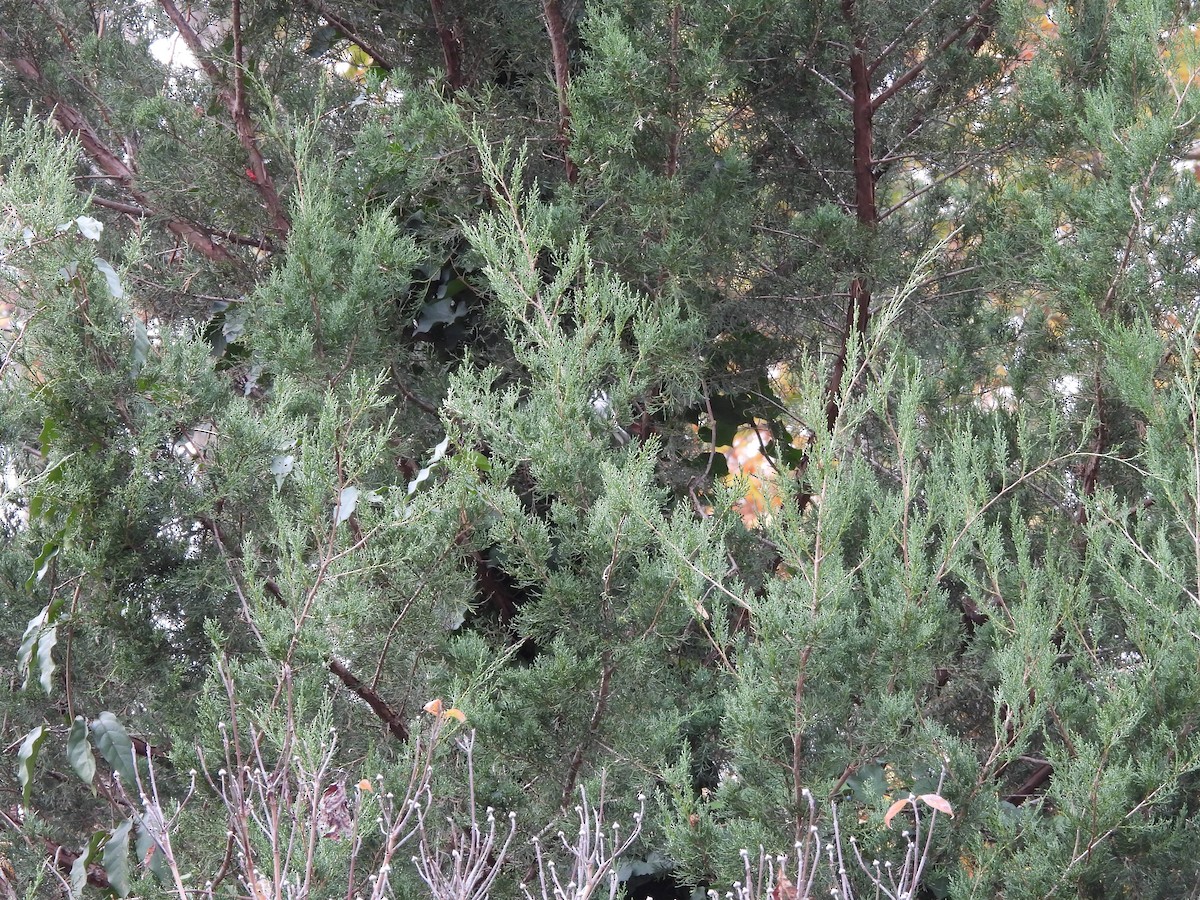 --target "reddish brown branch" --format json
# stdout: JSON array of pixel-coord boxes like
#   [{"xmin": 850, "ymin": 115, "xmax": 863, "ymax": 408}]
[
  {"xmin": 822, "ymin": 1, "xmax": 878, "ymax": 436},
  {"xmin": 328, "ymin": 658, "xmax": 409, "ymax": 741},
  {"xmin": 1004, "ymin": 761, "xmax": 1054, "ymax": 805},
  {"xmin": 429, "ymin": 0, "xmax": 465, "ymax": 91},
  {"xmin": 542, "ymin": 0, "xmax": 578, "ymax": 184},
  {"xmin": 158, "ymin": 0, "xmax": 291, "ymax": 237},
  {"xmin": 871, "ymin": 0, "xmax": 998, "ymax": 112},
  {"xmin": 87, "ymin": 194, "xmax": 279, "ymax": 251},
  {"xmin": 0, "ymin": 31, "xmax": 239, "ymax": 264}
]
